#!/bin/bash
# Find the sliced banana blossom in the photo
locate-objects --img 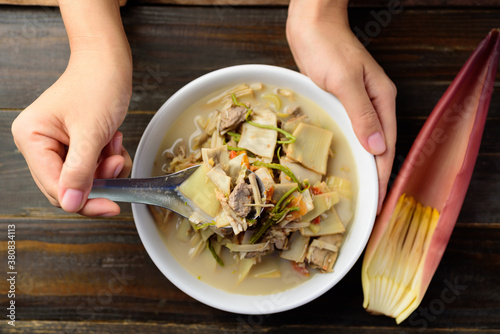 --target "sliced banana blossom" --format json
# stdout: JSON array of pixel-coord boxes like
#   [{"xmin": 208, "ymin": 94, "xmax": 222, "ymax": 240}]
[{"xmin": 362, "ymin": 29, "xmax": 500, "ymax": 324}]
